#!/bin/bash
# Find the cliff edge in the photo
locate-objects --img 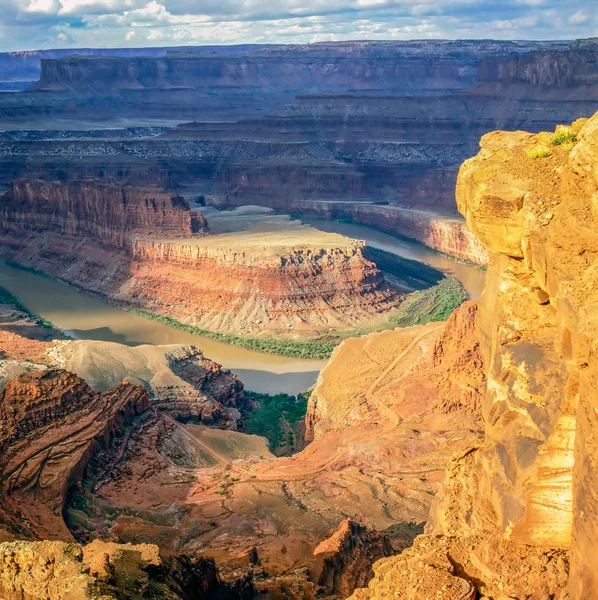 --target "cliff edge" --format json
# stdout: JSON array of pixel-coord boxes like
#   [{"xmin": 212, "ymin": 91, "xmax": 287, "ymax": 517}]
[{"xmin": 351, "ymin": 114, "xmax": 598, "ymax": 599}]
